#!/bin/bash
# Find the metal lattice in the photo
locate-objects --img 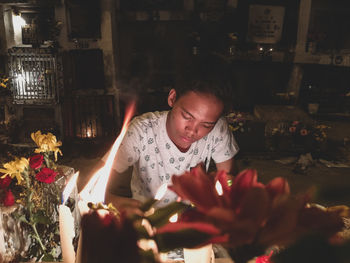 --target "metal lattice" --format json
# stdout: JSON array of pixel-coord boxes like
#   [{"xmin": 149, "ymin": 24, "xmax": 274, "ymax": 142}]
[{"xmin": 8, "ymin": 48, "xmax": 59, "ymax": 104}]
